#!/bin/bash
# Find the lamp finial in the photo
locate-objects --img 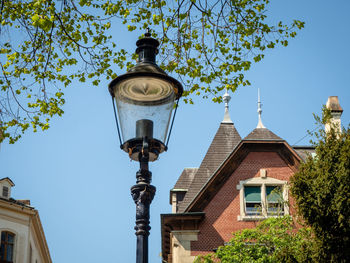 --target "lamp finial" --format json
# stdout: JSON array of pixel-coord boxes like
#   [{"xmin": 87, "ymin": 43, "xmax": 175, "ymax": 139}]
[
  {"xmin": 135, "ymin": 28, "xmax": 159, "ymax": 63},
  {"xmin": 145, "ymin": 27, "xmax": 151, "ymax": 37}
]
